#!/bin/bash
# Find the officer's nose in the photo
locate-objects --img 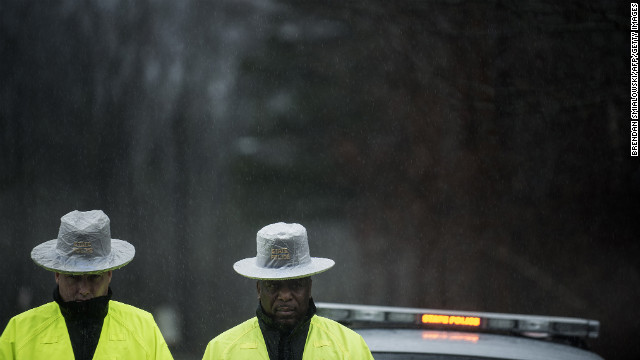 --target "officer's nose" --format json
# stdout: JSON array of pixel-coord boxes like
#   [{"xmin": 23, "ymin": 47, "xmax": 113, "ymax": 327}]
[
  {"xmin": 78, "ymin": 277, "xmax": 91, "ymax": 295},
  {"xmin": 277, "ymin": 286, "xmax": 293, "ymax": 301}
]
